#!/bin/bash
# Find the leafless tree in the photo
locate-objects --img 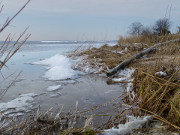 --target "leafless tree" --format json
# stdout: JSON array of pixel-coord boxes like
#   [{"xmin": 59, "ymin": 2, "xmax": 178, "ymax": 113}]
[
  {"xmin": 153, "ymin": 18, "xmax": 171, "ymax": 35},
  {"xmin": 128, "ymin": 22, "xmax": 143, "ymax": 36}
]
